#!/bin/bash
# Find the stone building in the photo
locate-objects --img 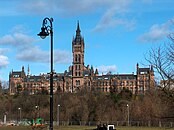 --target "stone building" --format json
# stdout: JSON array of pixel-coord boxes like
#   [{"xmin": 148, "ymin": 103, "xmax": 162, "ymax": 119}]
[{"xmin": 9, "ymin": 22, "xmax": 155, "ymax": 95}]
